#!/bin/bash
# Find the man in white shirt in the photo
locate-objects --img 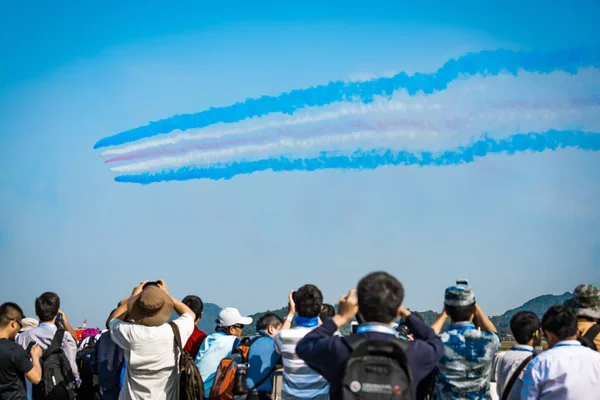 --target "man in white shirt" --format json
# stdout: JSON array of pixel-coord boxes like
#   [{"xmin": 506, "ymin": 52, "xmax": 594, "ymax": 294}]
[
  {"xmin": 493, "ymin": 311, "xmax": 541, "ymax": 400},
  {"xmin": 521, "ymin": 305, "xmax": 600, "ymax": 400},
  {"xmin": 108, "ymin": 280, "xmax": 195, "ymax": 400}
]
